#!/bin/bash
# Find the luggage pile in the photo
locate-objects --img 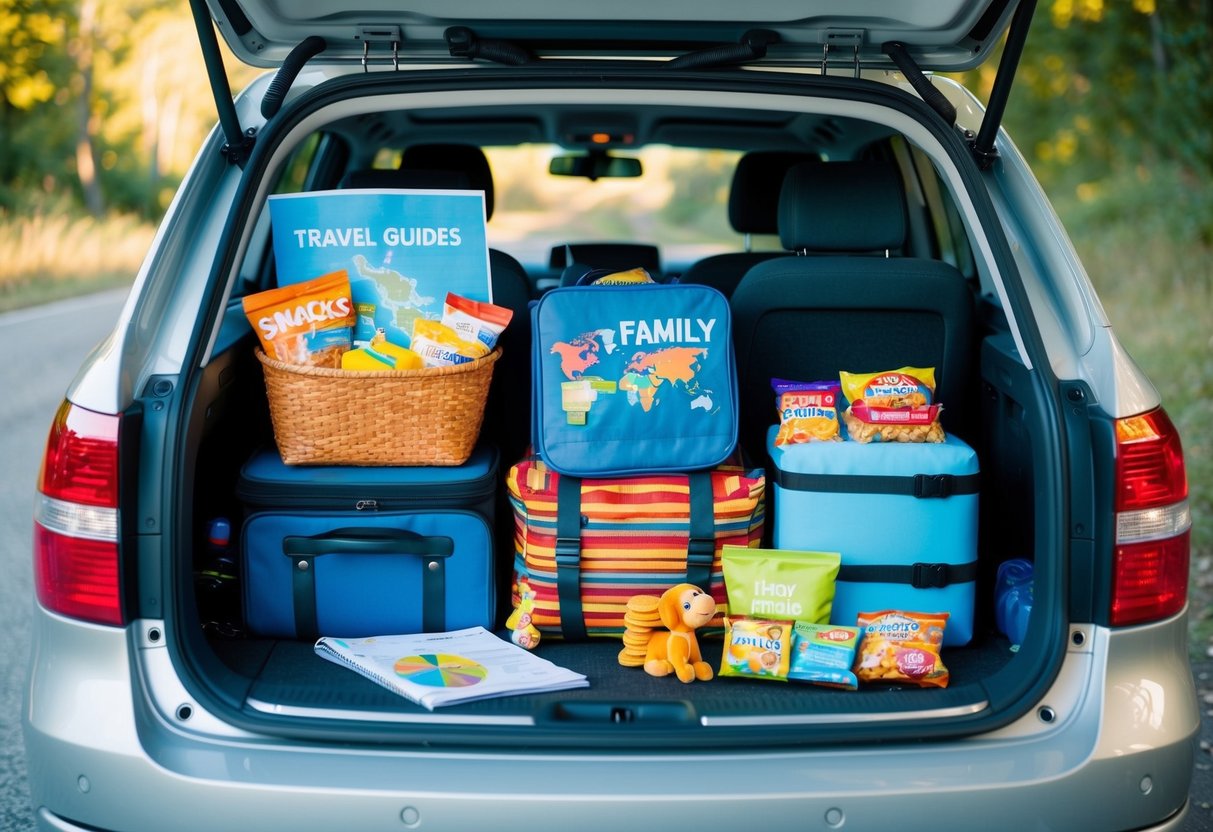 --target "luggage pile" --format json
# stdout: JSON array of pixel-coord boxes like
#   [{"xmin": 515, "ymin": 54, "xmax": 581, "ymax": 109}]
[{"xmin": 205, "ymin": 185, "xmax": 987, "ymax": 699}]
